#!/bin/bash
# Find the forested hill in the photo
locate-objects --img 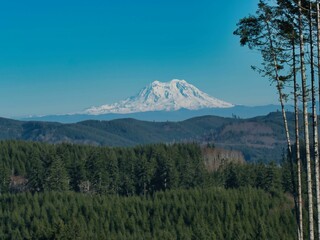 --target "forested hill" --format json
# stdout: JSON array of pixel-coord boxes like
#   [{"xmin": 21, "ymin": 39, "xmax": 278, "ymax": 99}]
[
  {"xmin": 0, "ymin": 112, "xmax": 294, "ymax": 162},
  {"xmin": 0, "ymin": 141, "xmax": 299, "ymax": 239}
]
